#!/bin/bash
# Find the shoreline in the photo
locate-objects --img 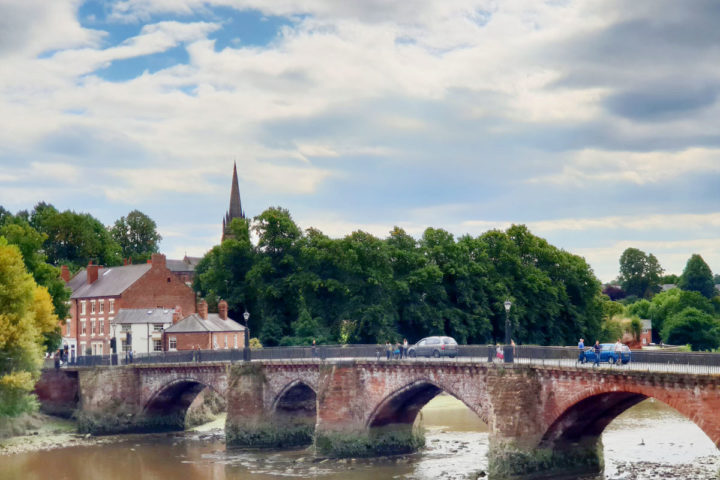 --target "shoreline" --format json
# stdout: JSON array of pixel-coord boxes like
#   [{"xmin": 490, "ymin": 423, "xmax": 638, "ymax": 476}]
[{"xmin": 0, "ymin": 412, "xmax": 227, "ymax": 456}]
